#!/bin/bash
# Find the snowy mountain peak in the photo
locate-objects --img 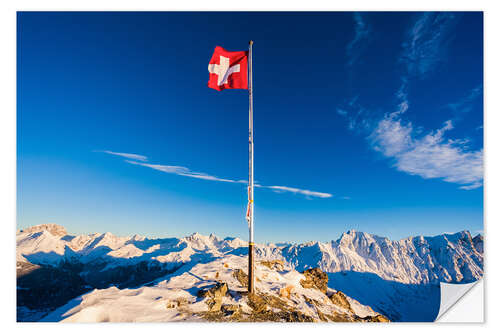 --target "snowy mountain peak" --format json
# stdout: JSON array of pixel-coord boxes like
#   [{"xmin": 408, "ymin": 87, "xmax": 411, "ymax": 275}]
[
  {"xmin": 445, "ymin": 230, "xmax": 472, "ymax": 241},
  {"xmin": 337, "ymin": 229, "xmax": 376, "ymax": 247},
  {"xmin": 185, "ymin": 231, "xmax": 208, "ymax": 241},
  {"xmin": 20, "ymin": 223, "xmax": 67, "ymax": 237},
  {"xmin": 339, "ymin": 229, "xmax": 365, "ymax": 239},
  {"xmin": 131, "ymin": 234, "xmax": 145, "ymax": 242},
  {"xmin": 182, "ymin": 232, "xmax": 222, "ymax": 251}
]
